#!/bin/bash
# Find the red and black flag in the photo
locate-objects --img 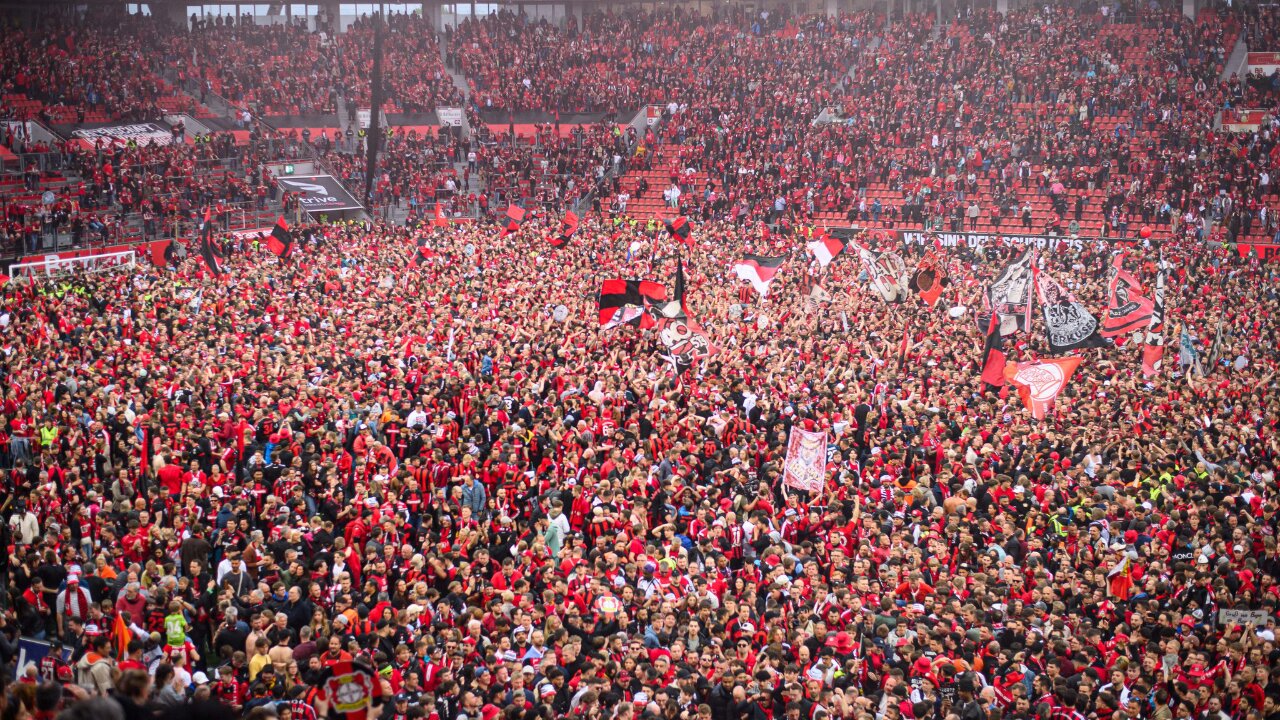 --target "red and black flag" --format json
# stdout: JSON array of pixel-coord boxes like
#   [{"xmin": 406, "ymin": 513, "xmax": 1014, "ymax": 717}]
[
  {"xmin": 503, "ymin": 205, "xmax": 527, "ymax": 236},
  {"xmin": 733, "ymin": 254, "xmax": 785, "ymax": 298},
  {"xmin": 979, "ymin": 311, "xmax": 1006, "ymax": 388},
  {"xmin": 598, "ymin": 279, "xmax": 667, "ymax": 331},
  {"xmin": 909, "ymin": 249, "xmax": 947, "ymax": 307},
  {"xmin": 650, "ymin": 256, "xmax": 689, "ymax": 320},
  {"xmin": 409, "ymin": 238, "xmax": 435, "ymax": 268},
  {"xmin": 551, "ymin": 210, "xmax": 579, "ymax": 248},
  {"xmin": 199, "ymin": 207, "xmax": 223, "ymax": 278},
  {"xmin": 664, "ymin": 216, "xmax": 693, "ymax": 246},
  {"xmin": 267, "ymin": 217, "xmax": 293, "ymax": 258},
  {"xmin": 898, "ymin": 322, "xmax": 912, "ymax": 367},
  {"xmin": 1101, "ymin": 252, "xmax": 1154, "ymax": 337}
]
